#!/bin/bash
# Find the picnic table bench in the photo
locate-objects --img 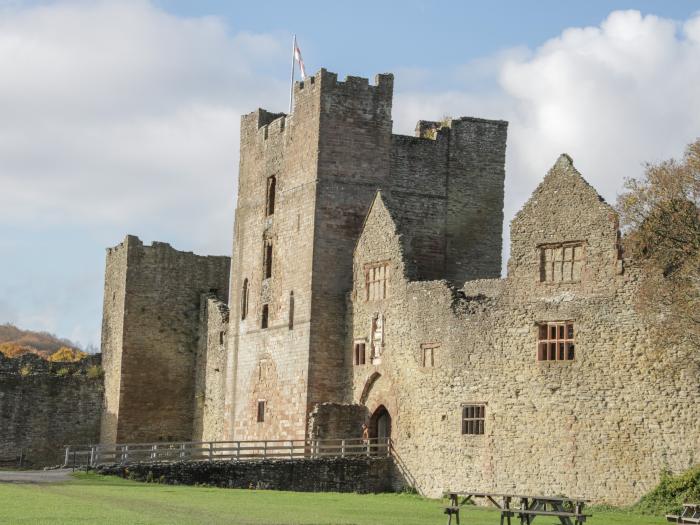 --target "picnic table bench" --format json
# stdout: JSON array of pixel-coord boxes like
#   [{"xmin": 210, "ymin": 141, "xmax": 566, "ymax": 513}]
[
  {"xmin": 444, "ymin": 491, "xmax": 591, "ymax": 525},
  {"xmin": 667, "ymin": 503, "xmax": 700, "ymax": 524}
]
